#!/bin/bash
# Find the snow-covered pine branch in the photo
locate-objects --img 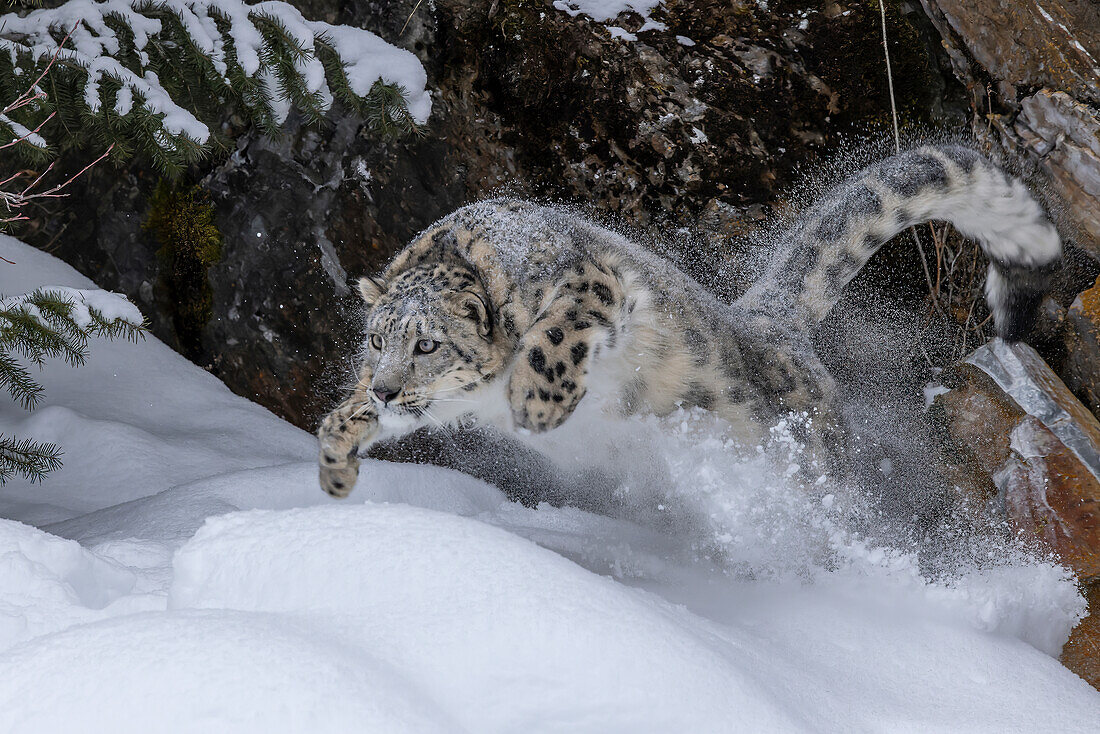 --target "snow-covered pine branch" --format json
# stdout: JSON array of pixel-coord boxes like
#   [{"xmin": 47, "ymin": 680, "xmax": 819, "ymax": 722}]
[
  {"xmin": 0, "ymin": 286, "xmax": 144, "ymax": 483},
  {"xmin": 0, "ymin": 0, "xmax": 431, "ymax": 172}
]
